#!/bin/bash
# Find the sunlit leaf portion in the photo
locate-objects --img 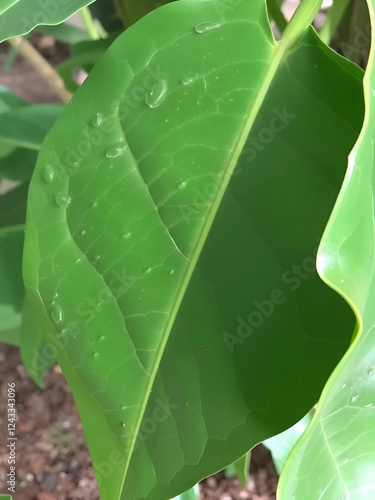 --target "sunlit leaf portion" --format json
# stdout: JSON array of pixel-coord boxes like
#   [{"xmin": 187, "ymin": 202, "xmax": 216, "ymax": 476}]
[{"xmin": 279, "ymin": 1, "xmax": 375, "ymax": 498}]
